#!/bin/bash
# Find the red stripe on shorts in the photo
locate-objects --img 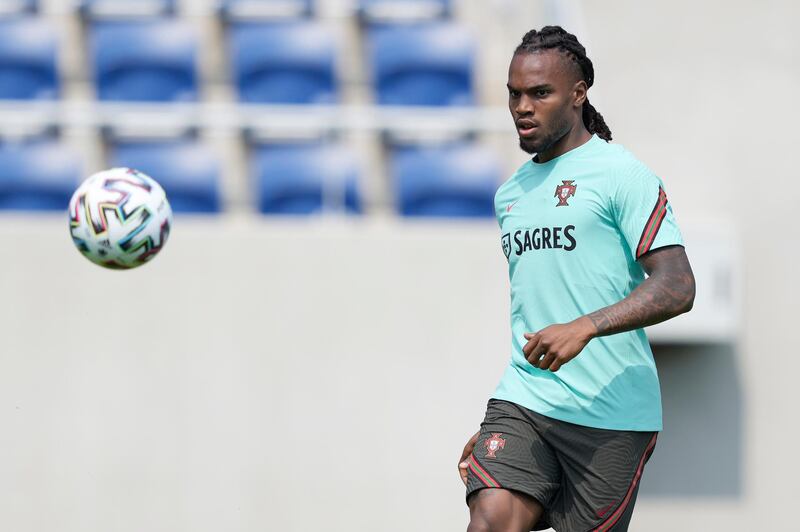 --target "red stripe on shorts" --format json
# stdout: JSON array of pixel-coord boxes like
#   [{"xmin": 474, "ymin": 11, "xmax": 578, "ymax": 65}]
[
  {"xmin": 592, "ymin": 433, "xmax": 658, "ymax": 532},
  {"xmin": 468, "ymin": 455, "xmax": 501, "ymax": 488}
]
